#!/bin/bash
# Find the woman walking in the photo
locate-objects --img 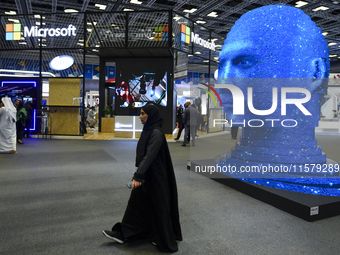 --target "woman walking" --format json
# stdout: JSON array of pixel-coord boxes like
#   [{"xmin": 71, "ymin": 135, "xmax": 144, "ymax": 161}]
[{"xmin": 103, "ymin": 103, "xmax": 182, "ymax": 252}]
